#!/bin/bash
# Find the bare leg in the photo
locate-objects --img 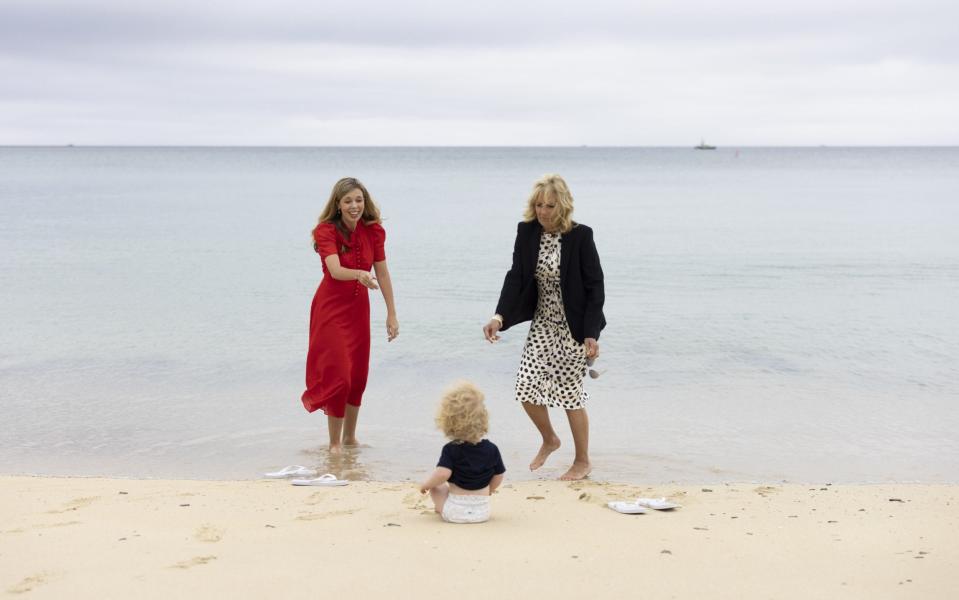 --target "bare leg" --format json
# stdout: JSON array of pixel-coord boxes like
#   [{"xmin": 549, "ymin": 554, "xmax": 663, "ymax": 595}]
[
  {"xmin": 327, "ymin": 415, "xmax": 344, "ymax": 454},
  {"xmin": 559, "ymin": 408, "xmax": 591, "ymax": 480},
  {"xmin": 429, "ymin": 483, "xmax": 450, "ymax": 514},
  {"xmin": 342, "ymin": 405, "xmax": 361, "ymax": 446},
  {"xmin": 522, "ymin": 402, "xmax": 562, "ymax": 471}
]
